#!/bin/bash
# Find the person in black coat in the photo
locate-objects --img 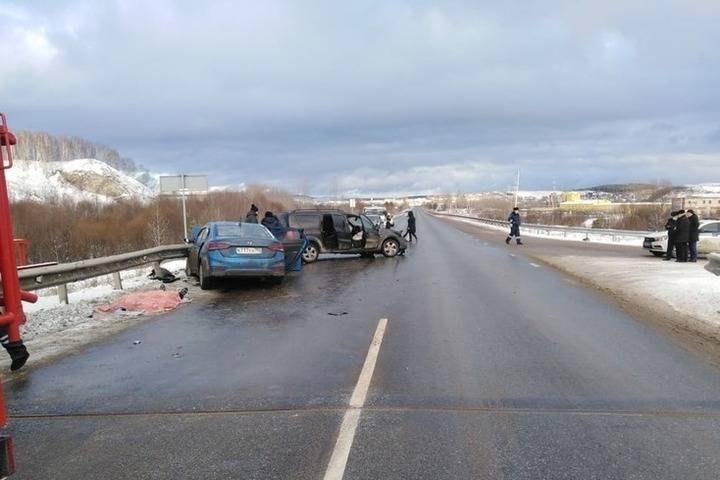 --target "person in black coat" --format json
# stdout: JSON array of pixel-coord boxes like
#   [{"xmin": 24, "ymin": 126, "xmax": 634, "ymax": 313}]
[
  {"xmin": 404, "ymin": 211, "xmax": 417, "ymax": 242},
  {"xmin": 663, "ymin": 211, "xmax": 677, "ymax": 260},
  {"xmin": 261, "ymin": 211, "xmax": 285, "ymax": 238},
  {"xmin": 506, "ymin": 207, "xmax": 523, "ymax": 245},
  {"xmin": 245, "ymin": 204, "xmax": 259, "ymax": 223},
  {"xmin": 687, "ymin": 209, "xmax": 700, "ymax": 262},
  {"xmin": 674, "ymin": 210, "xmax": 690, "ymax": 262}
]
